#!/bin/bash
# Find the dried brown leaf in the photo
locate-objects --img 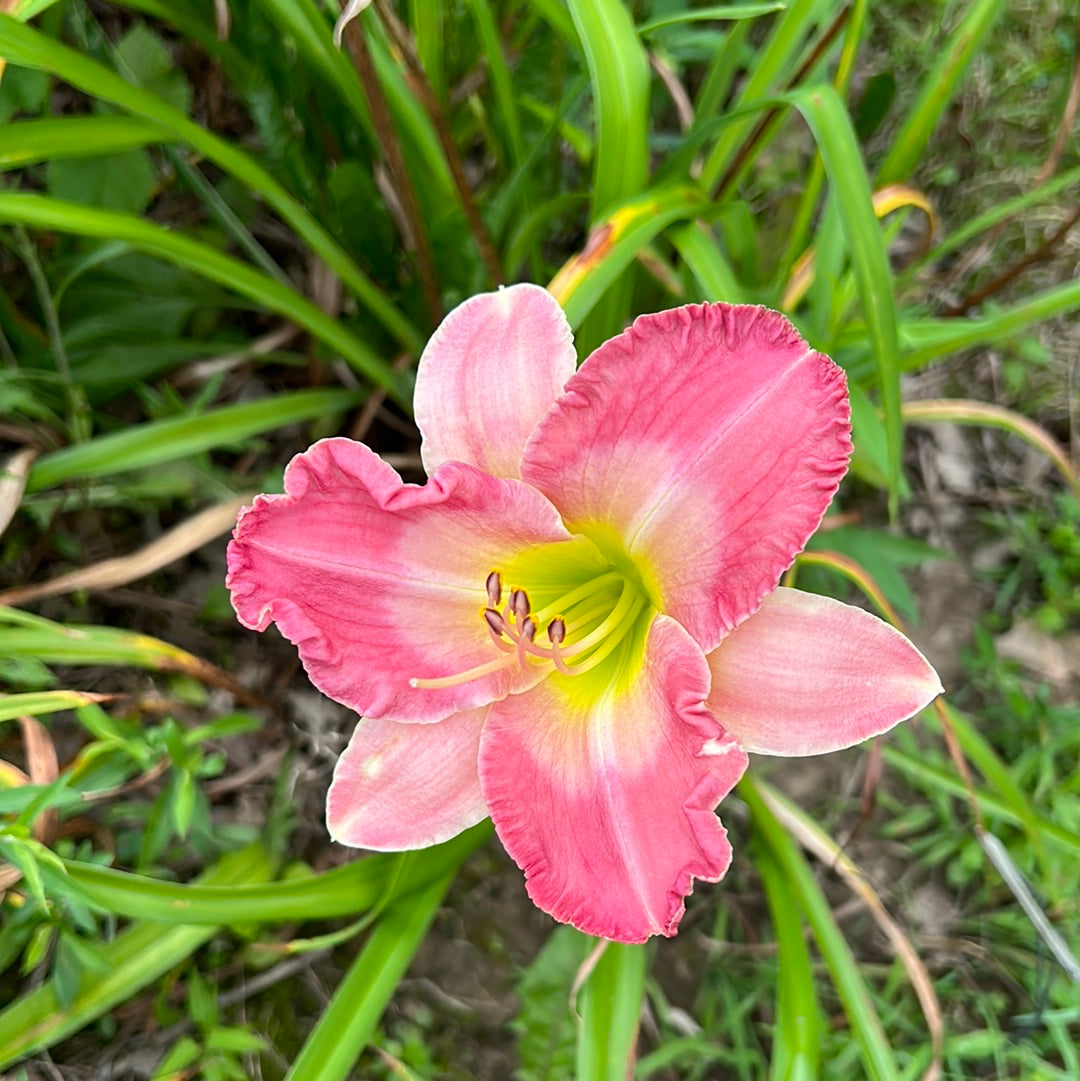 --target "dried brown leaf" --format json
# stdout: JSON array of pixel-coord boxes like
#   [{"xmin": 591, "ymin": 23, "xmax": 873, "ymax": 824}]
[
  {"xmin": 0, "ymin": 447, "xmax": 38, "ymax": 540},
  {"xmin": 0, "ymin": 495, "xmax": 251, "ymax": 606}
]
